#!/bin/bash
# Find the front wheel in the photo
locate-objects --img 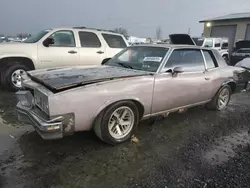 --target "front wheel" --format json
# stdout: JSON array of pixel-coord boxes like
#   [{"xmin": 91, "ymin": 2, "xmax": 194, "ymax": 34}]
[
  {"xmin": 94, "ymin": 101, "xmax": 139, "ymax": 145},
  {"xmin": 2, "ymin": 64, "xmax": 28, "ymax": 91},
  {"xmin": 206, "ymin": 85, "xmax": 231, "ymax": 111}
]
